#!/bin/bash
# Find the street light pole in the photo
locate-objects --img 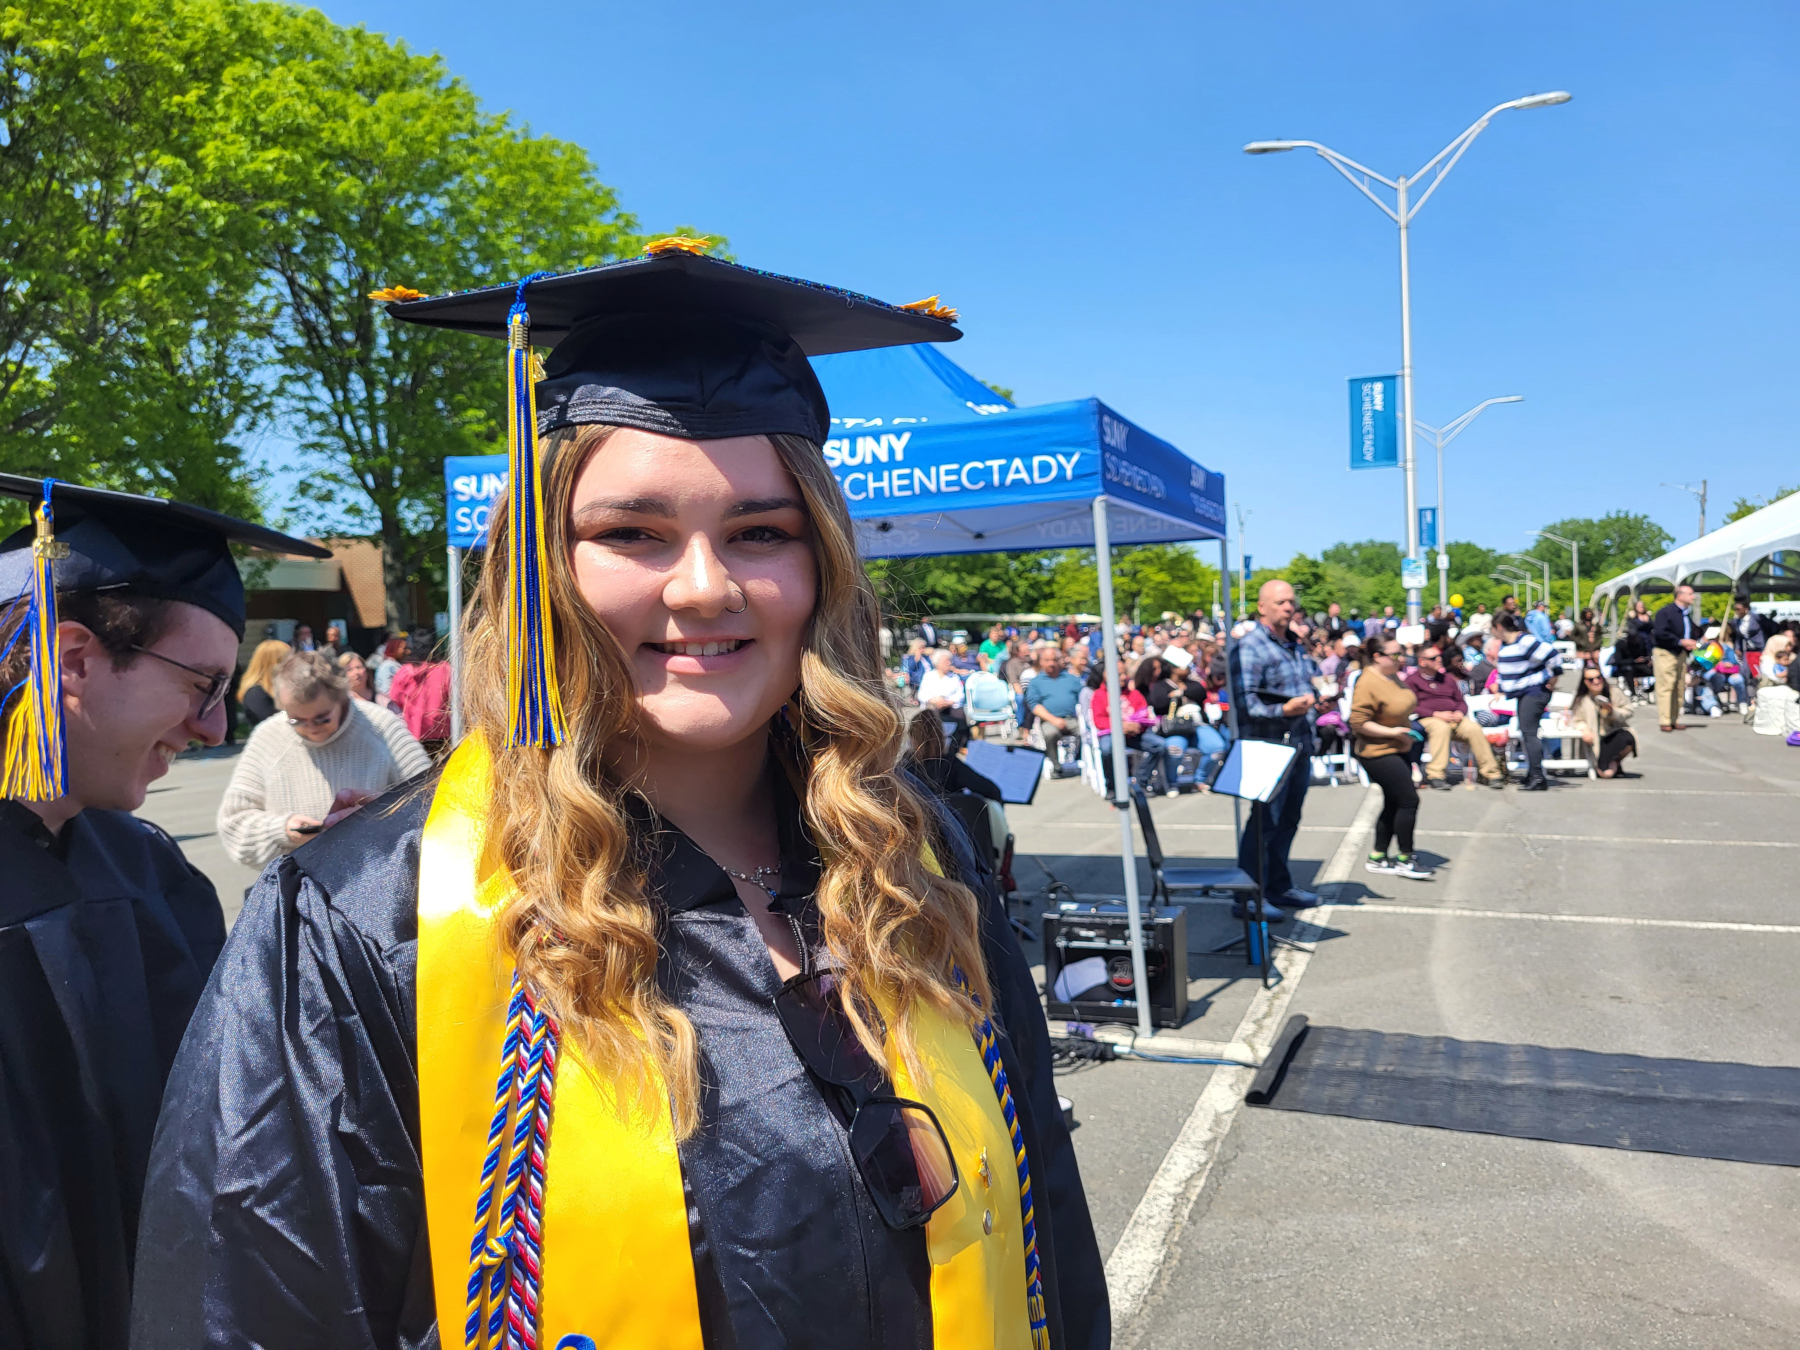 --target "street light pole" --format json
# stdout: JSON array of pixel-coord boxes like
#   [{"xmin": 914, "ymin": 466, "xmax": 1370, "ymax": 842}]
[
  {"xmin": 1661, "ymin": 480, "xmax": 1709, "ymax": 539},
  {"xmin": 1415, "ymin": 395, "xmax": 1525, "ymax": 607},
  {"xmin": 1508, "ymin": 552, "xmax": 1553, "ymax": 611},
  {"xmin": 1494, "ymin": 566, "xmax": 1535, "ymax": 607},
  {"xmin": 1246, "ymin": 92, "xmax": 1570, "ymax": 624},
  {"xmin": 1235, "ymin": 502, "xmax": 1252, "ymax": 617},
  {"xmin": 1537, "ymin": 530, "xmax": 1581, "ymax": 616}
]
